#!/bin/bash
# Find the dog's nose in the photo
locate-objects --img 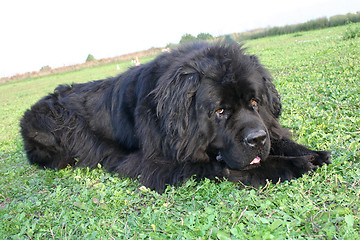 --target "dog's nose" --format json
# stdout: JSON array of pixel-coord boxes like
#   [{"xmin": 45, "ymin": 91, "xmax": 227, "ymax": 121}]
[{"xmin": 245, "ymin": 130, "xmax": 267, "ymax": 148}]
